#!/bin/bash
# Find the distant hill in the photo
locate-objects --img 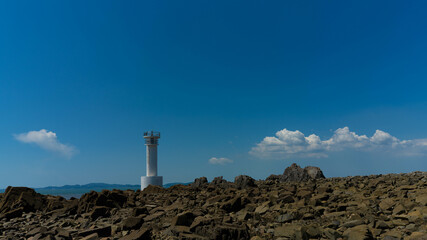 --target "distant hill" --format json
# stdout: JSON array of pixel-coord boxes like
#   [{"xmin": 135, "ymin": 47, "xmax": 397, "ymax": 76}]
[{"xmin": 0, "ymin": 182, "xmax": 192, "ymax": 197}]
